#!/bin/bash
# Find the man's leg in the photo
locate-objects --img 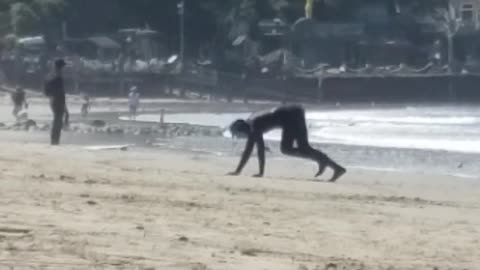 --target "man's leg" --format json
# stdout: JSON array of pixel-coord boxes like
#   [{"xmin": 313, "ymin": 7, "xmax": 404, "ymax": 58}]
[
  {"xmin": 296, "ymin": 135, "xmax": 346, "ymax": 181},
  {"xmin": 294, "ymin": 119, "xmax": 346, "ymax": 181},
  {"xmin": 280, "ymin": 118, "xmax": 328, "ymax": 175},
  {"xmin": 51, "ymin": 109, "xmax": 64, "ymax": 145},
  {"xmin": 12, "ymin": 105, "xmax": 20, "ymax": 118},
  {"xmin": 282, "ymin": 109, "xmax": 346, "ymax": 181},
  {"xmin": 279, "ymin": 109, "xmax": 328, "ymax": 175},
  {"xmin": 132, "ymin": 106, "xmax": 137, "ymax": 120},
  {"xmin": 129, "ymin": 106, "xmax": 134, "ymax": 120}
]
